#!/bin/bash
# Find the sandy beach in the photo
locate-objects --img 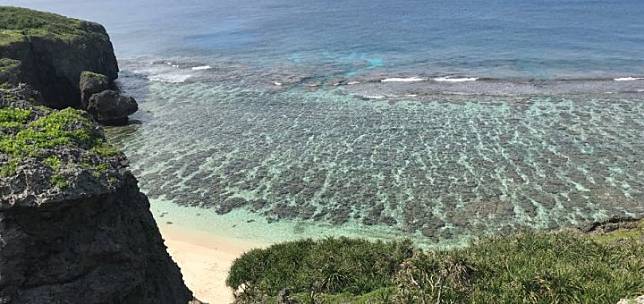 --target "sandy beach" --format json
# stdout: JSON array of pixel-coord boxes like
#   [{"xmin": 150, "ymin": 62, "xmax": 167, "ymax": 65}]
[{"xmin": 158, "ymin": 223, "xmax": 266, "ymax": 303}]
